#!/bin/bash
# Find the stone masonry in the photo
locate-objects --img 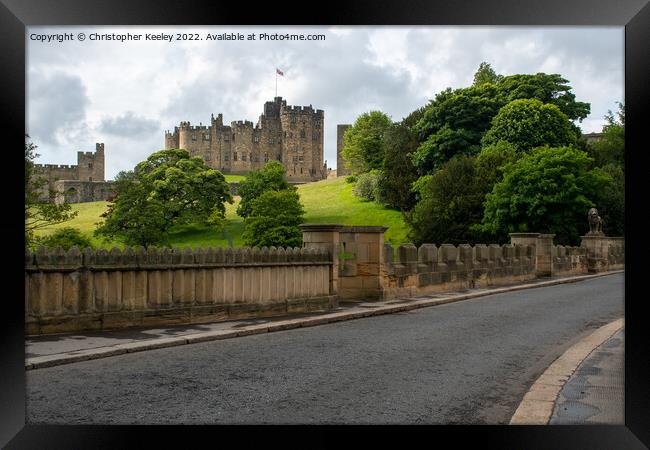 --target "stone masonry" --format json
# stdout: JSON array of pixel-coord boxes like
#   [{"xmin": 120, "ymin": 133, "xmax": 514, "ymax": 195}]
[
  {"xmin": 164, "ymin": 97, "xmax": 327, "ymax": 182},
  {"xmin": 31, "ymin": 143, "xmax": 116, "ymax": 204},
  {"xmin": 25, "ymin": 226, "xmax": 624, "ymax": 335}
]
